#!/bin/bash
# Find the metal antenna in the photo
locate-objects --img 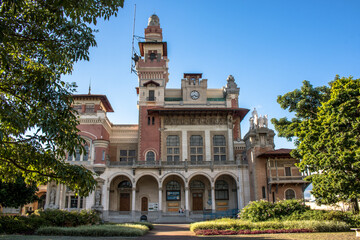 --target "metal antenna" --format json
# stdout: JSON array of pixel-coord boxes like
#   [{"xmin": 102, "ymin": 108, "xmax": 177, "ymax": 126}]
[
  {"xmin": 88, "ymin": 78, "xmax": 91, "ymax": 95},
  {"xmin": 131, "ymin": 4, "xmax": 138, "ymax": 75}
]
